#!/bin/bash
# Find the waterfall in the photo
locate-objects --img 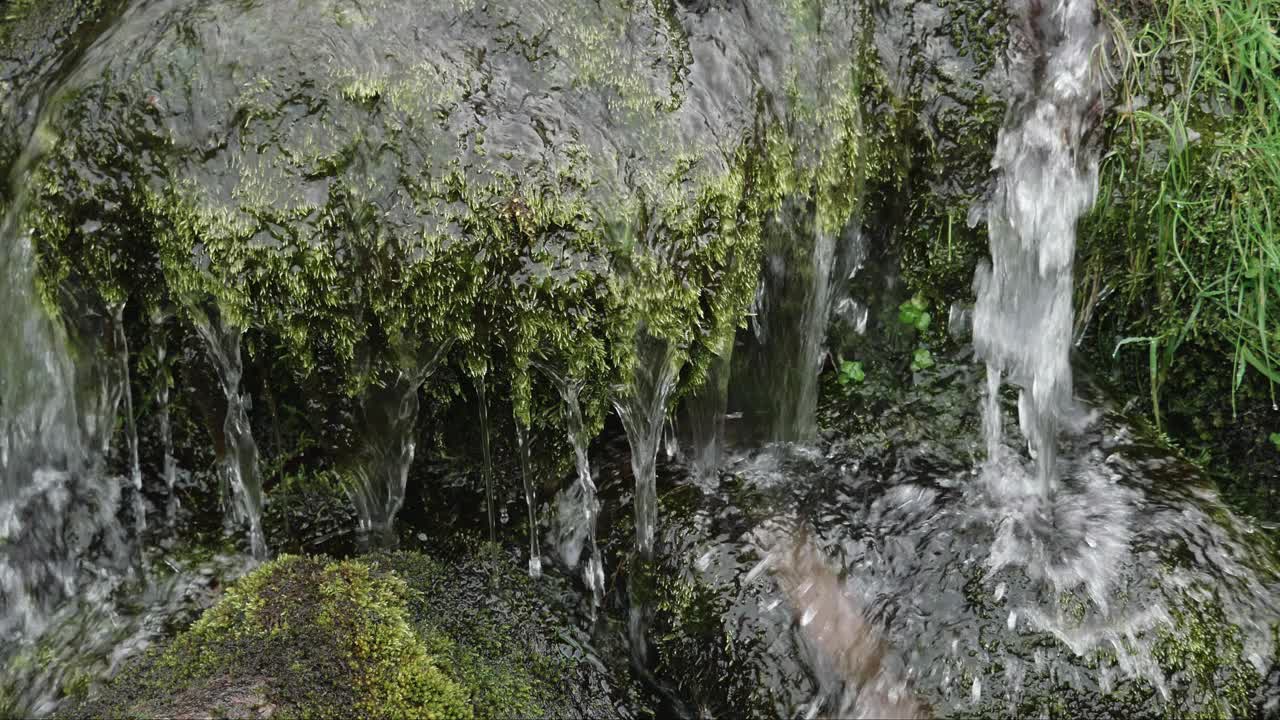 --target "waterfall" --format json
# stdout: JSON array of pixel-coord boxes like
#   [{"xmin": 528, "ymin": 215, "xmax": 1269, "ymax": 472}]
[
  {"xmin": 539, "ymin": 364, "xmax": 604, "ymax": 610},
  {"xmin": 109, "ymin": 302, "xmax": 144, "ymax": 533},
  {"xmin": 150, "ymin": 310, "xmax": 178, "ymax": 523},
  {"xmin": 514, "ymin": 417, "xmax": 542, "ymax": 578},
  {"xmin": 613, "ymin": 333, "xmax": 683, "ymax": 560},
  {"xmin": 190, "ymin": 308, "xmax": 266, "ymax": 559},
  {"xmin": 734, "ymin": 205, "xmax": 867, "ymax": 443},
  {"xmin": 475, "ymin": 374, "xmax": 497, "ymax": 542},
  {"xmin": 346, "ymin": 343, "xmax": 448, "ymax": 551},
  {"xmin": 681, "ymin": 344, "xmax": 731, "ymax": 485},
  {"xmin": 0, "ymin": 169, "xmax": 128, "ymax": 642},
  {"xmin": 973, "ymin": 0, "xmax": 1106, "ymax": 495}
]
